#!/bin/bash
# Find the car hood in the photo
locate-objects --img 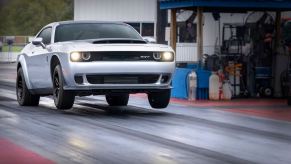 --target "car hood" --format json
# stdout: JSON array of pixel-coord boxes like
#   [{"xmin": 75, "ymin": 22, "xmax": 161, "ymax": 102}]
[{"xmin": 52, "ymin": 41, "xmax": 174, "ymax": 53}]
